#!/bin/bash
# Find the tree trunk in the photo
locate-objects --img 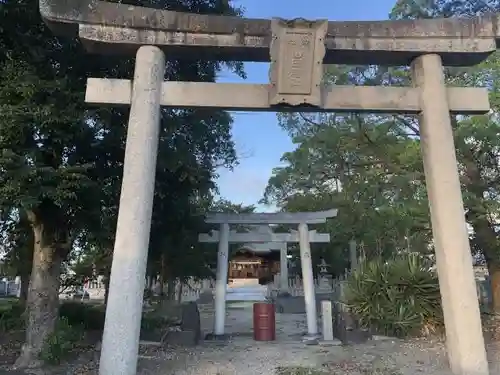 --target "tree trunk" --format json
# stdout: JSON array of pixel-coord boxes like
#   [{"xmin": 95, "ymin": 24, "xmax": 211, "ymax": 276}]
[
  {"xmin": 468, "ymin": 208, "xmax": 500, "ymax": 314},
  {"xmin": 462, "ymin": 155, "xmax": 500, "ymax": 314},
  {"xmin": 486, "ymin": 263, "xmax": 500, "ymax": 344},
  {"xmin": 159, "ymin": 254, "xmax": 166, "ymax": 297},
  {"xmin": 19, "ymin": 275, "xmax": 29, "ymax": 305},
  {"xmin": 14, "ymin": 222, "xmax": 62, "ymax": 369},
  {"xmin": 489, "ymin": 265, "xmax": 500, "ymax": 314},
  {"xmin": 17, "ymin": 210, "xmax": 34, "ymax": 307},
  {"xmin": 167, "ymin": 278, "xmax": 175, "ymax": 301},
  {"xmin": 158, "ymin": 277, "xmax": 164, "ymax": 297},
  {"xmin": 177, "ymin": 281, "xmax": 183, "ymax": 303},
  {"xmin": 148, "ymin": 276, "xmax": 153, "ymax": 292},
  {"xmin": 103, "ymin": 269, "xmax": 111, "ymax": 305}
]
